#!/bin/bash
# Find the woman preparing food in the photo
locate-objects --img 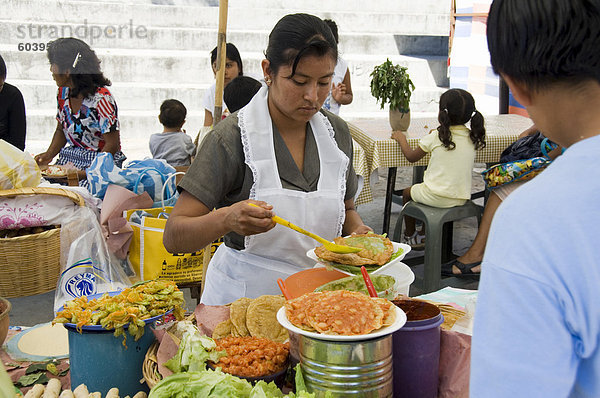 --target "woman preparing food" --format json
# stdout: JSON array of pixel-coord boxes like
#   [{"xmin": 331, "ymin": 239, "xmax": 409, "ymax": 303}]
[
  {"xmin": 163, "ymin": 13, "xmax": 372, "ymax": 305},
  {"xmin": 34, "ymin": 38, "xmax": 126, "ymax": 184}
]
